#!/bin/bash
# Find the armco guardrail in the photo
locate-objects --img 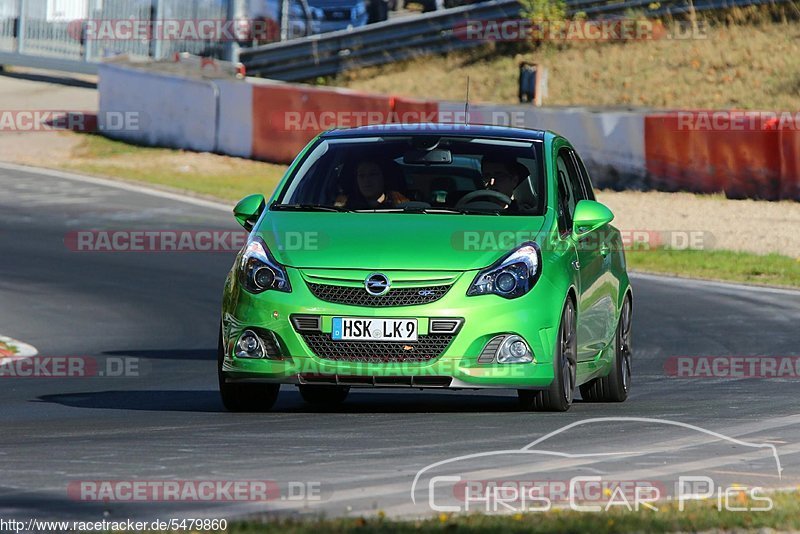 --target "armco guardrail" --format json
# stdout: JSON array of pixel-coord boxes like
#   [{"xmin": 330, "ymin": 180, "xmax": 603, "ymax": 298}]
[
  {"xmin": 240, "ymin": 0, "xmax": 790, "ymax": 81},
  {"xmin": 239, "ymin": 0, "xmax": 522, "ymax": 81}
]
